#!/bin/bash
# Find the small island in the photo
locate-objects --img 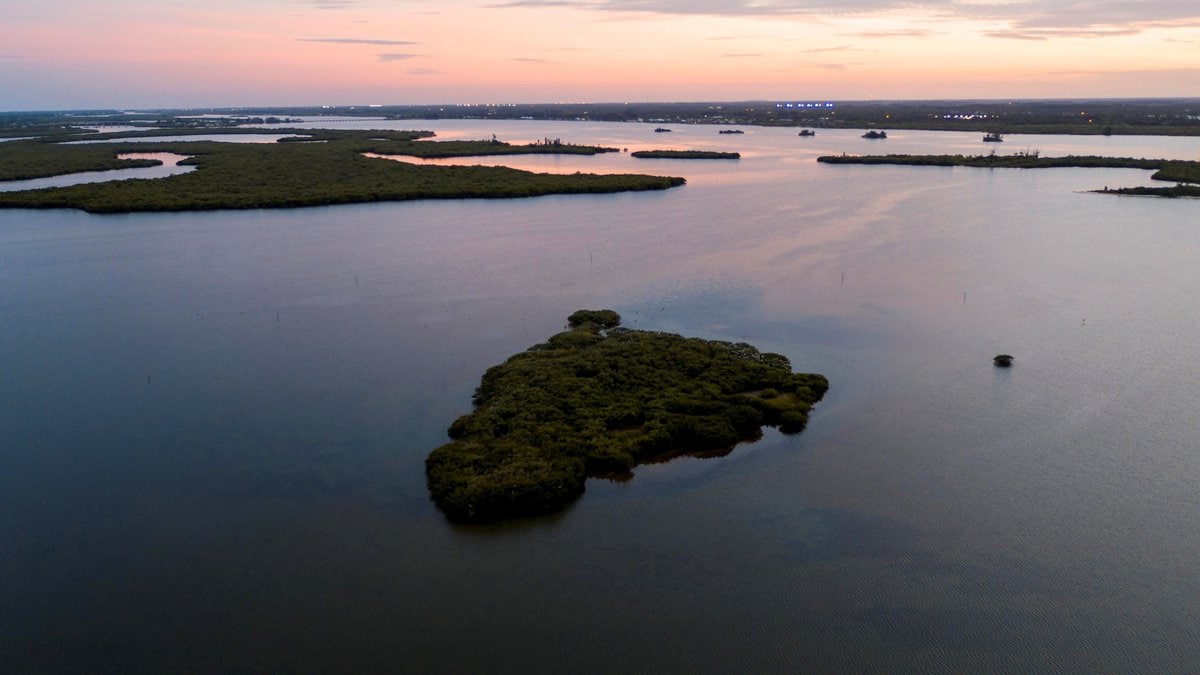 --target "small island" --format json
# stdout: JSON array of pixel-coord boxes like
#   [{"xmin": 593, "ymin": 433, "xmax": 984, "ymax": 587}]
[
  {"xmin": 862, "ymin": 130, "xmax": 888, "ymax": 139},
  {"xmin": 631, "ymin": 150, "xmax": 741, "ymax": 159},
  {"xmin": 425, "ymin": 310, "xmax": 828, "ymax": 522}
]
